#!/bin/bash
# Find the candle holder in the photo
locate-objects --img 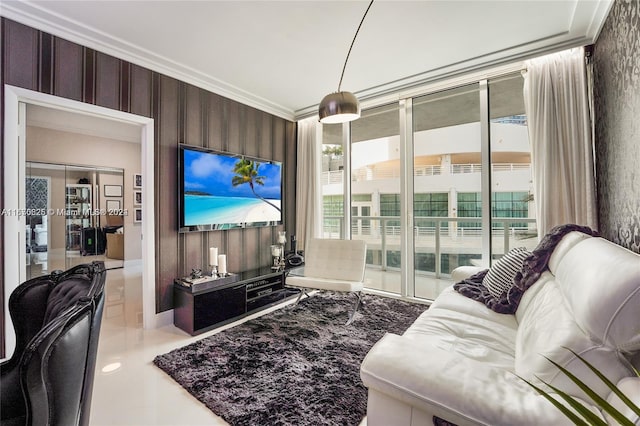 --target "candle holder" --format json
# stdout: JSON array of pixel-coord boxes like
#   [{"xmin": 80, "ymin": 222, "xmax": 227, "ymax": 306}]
[
  {"xmin": 271, "ymin": 244, "xmax": 283, "ymax": 270},
  {"xmin": 209, "ymin": 247, "xmax": 219, "ymax": 278}
]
